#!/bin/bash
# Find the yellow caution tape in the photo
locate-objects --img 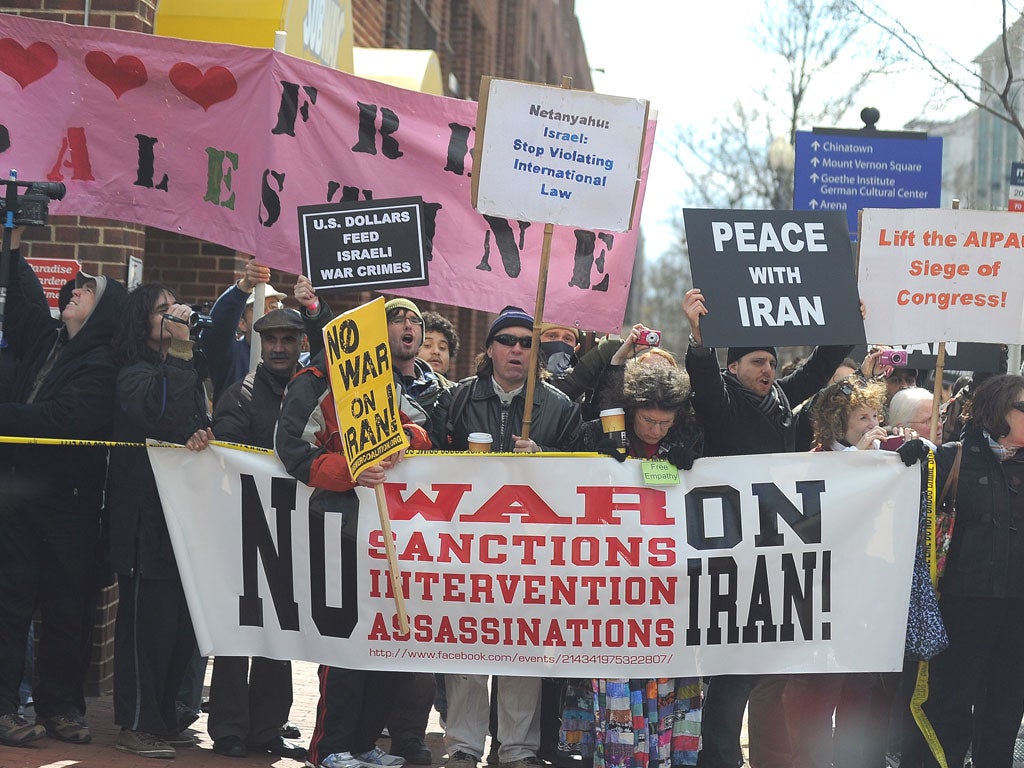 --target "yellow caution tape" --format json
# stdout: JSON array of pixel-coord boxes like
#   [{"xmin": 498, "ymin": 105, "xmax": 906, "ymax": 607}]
[
  {"xmin": 0, "ymin": 436, "xmax": 600, "ymax": 459},
  {"xmin": 910, "ymin": 450, "xmax": 948, "ymax": 768},
  {"xmin": 0, "ymin": 435, "xmax": 145, "ymax": 447},
  {"xmin": 0, "ymin": 435, "xmax": 272, "ymax": 454}
]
